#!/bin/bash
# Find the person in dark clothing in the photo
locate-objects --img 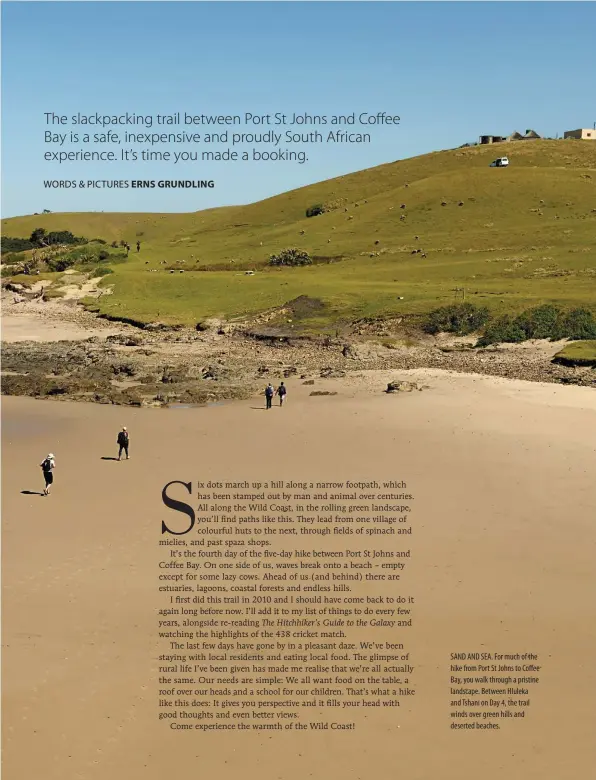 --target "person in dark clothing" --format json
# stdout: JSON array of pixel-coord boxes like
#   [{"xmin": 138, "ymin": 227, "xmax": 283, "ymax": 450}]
[
  {"xmin": 265, "ymin": 384, "xmax": 274, "ymax": 409},
  {"xmin": 117, "ymin": 427, "xmax": 130, "ymax": 460},
  {"xmin": 40, "ymin": 453, "xmax": 55, "ymax": 495},
  {"xmin": 136, "ymin": 241, "xmax": 141, "ymax": 252},
  {"xmin": 276, "ymin": 382, "xmax": 287, "ymax": 406}
]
